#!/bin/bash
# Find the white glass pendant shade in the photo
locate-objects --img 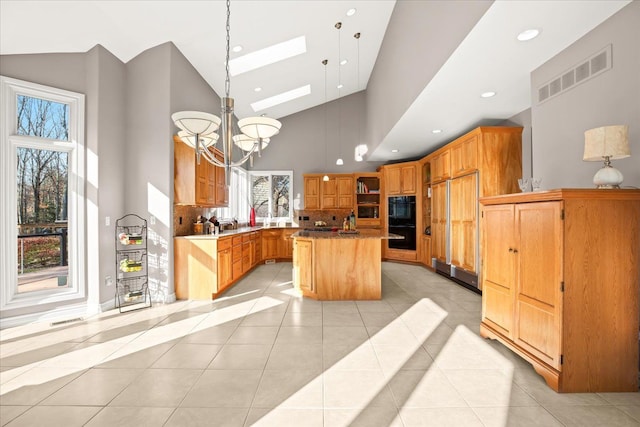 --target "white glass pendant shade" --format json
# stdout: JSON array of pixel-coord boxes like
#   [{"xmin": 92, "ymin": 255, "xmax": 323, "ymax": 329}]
[
  {"xmin": 172, "ymin": 111, "xmax": 221, "ymax": 135},
  {"xmin": 232, "ymin": 134, "xmax": 270, "ymax": 152},
  {"xmin": 323, "ymin": 175, "xmax": 330, "ymax": 181},
  {"xmin": 238, "ymin": 116, "xmax": 282, "ymax": 139},
  {"xmin": 336, "ymin": 158, "xmax": 344, "ymax": 165},
  {"xmin": 178, "ymin": 130, "xmax": 218, "ymax": 148}
]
